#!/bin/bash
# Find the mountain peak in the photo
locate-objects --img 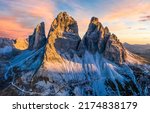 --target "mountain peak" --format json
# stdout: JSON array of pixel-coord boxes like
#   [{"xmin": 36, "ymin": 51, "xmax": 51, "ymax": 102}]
[
  {"xmin": 88, "ymin": 17, "xmax": 103, "ymax": 31},
  {"xmin": 104, "ymin": 26, "xmax": 110, "ymax": 35},
  {"xmin": 35, "ymin": 22, "xmax": 45, "ymax": 35},
  {"xmin": 50, "ymin": 12, "xmax": 78, "ymax": 34},
  {"xmin": 90, "ymin": 17, "xmax": 99, "ymax": 24},
  {"xmin": 57, "ymin": 12, "xmax": 69, "ymax": 18},
  {"xmin": 80, "ymin": 16, "xmax": 105, "ymax": 53},
  {"xmin": 45, "ymin": 12, "xmax": 80, "ymax": 62},
  {"xmin": 28, "ymin": 22, "xmax": 46, "ymax": 50}
]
